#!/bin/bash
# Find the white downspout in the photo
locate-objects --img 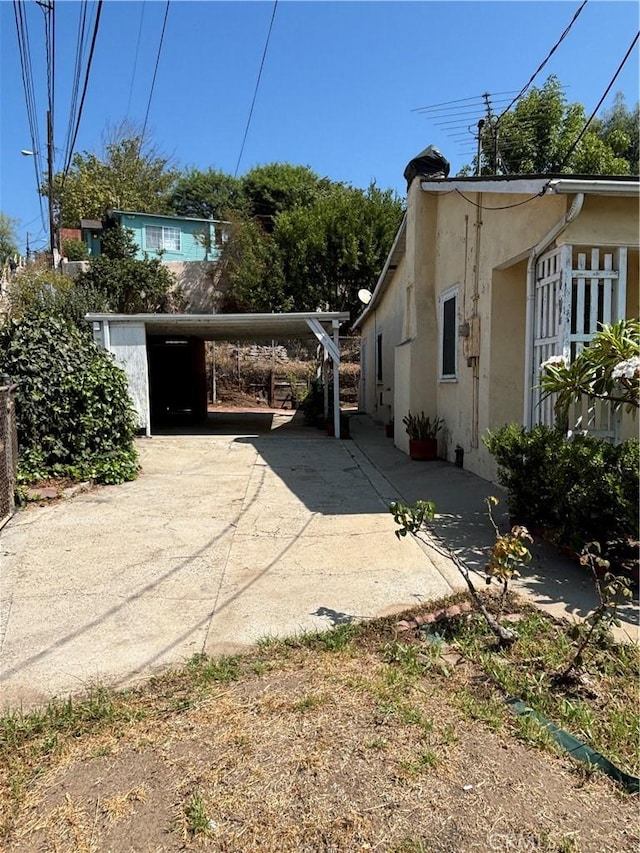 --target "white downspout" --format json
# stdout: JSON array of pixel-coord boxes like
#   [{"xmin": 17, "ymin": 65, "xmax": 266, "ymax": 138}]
[{"xmin": 523, "ymin": 192, "xmax": 584, "ymax": 428}]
